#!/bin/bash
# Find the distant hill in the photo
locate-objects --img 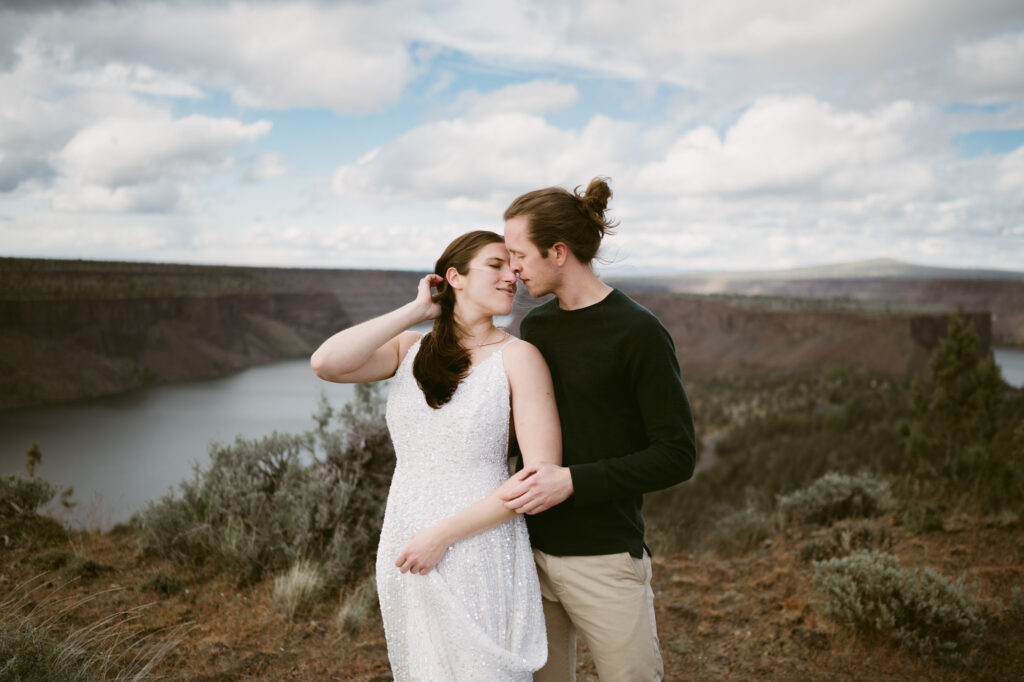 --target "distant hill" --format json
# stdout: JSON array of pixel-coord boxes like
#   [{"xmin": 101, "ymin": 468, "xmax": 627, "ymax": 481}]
[
  {"xmin": 609, "ymin": 259, "xmax": 1024, "ymax": 348},
  {"xmin": 613, "ymin": 258, "xmax": 1024, "ymax": 282}
]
